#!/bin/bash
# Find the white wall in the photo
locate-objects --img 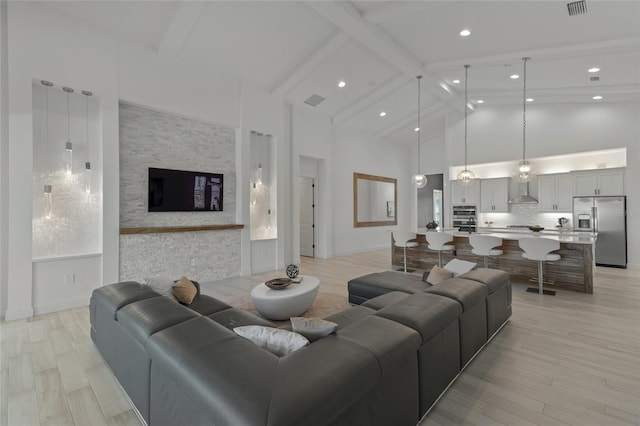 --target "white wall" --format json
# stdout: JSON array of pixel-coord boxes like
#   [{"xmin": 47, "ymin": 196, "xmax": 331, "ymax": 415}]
[
  {"xmin": 331, "ymin": 126, "xmax": 412, "ymax": 256},
  {"xmin": 446, "ymin": 101, "xmax": 640, "ymax": 267},
  {"xmin": 0, "ymin": 0, "xmax": 9, "ymax": 315}
]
